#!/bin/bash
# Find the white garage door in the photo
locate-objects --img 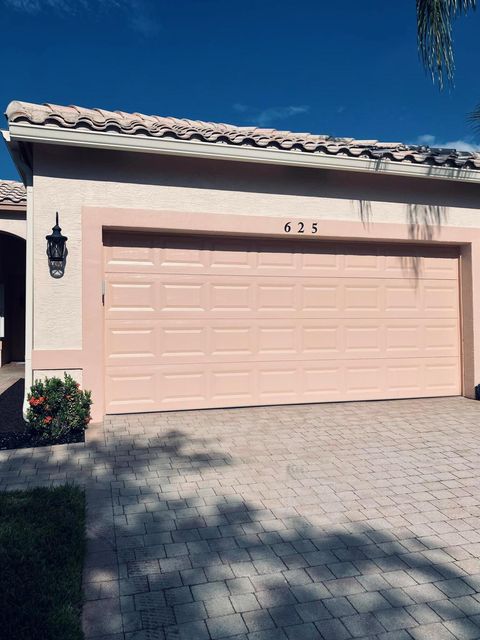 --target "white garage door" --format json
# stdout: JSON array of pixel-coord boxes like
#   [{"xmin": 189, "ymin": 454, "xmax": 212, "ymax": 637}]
[{"xmin": 103, "ymin": 232, "xmax": 461, "ymax": 414}]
